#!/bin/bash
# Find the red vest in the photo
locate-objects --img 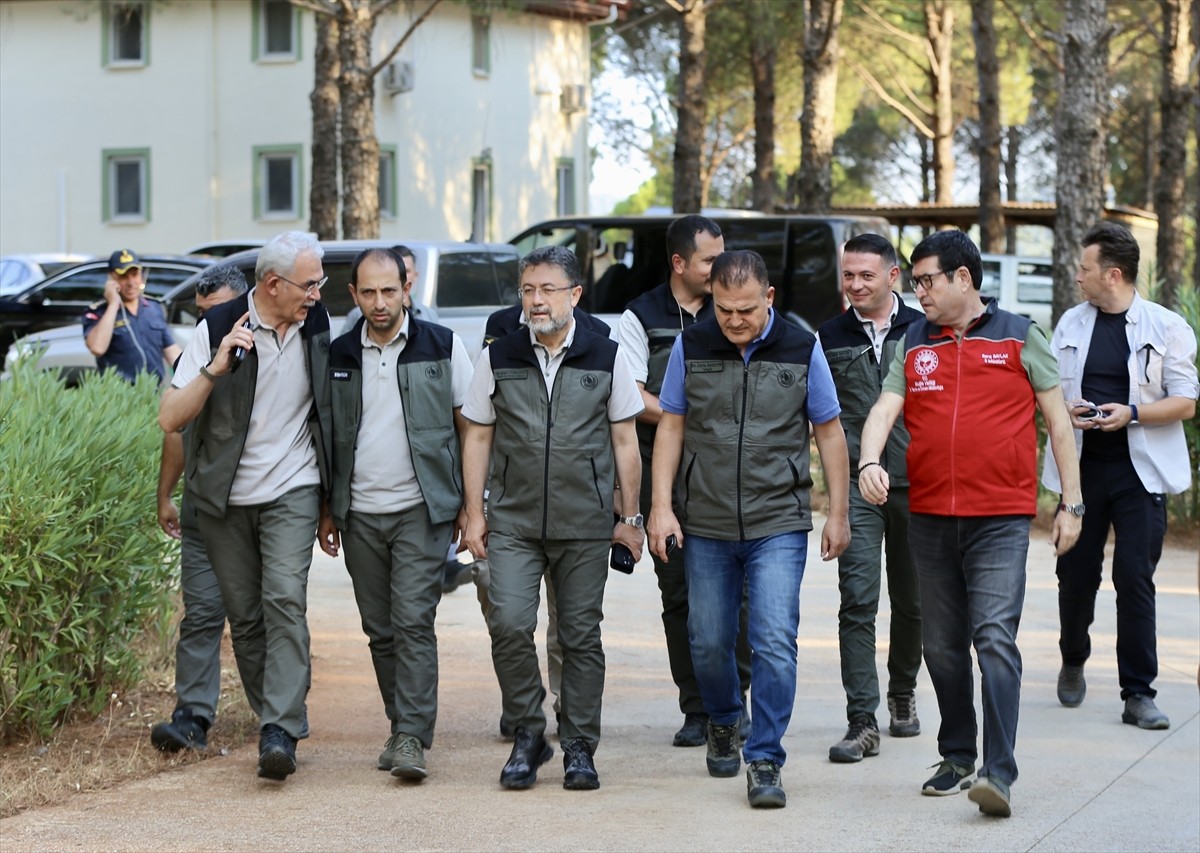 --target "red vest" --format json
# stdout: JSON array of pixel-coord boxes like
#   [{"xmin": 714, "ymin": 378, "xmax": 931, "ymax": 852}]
[{"xmin": 903, "ymin": 305, "xmax": 1039, "ymax": 517}]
